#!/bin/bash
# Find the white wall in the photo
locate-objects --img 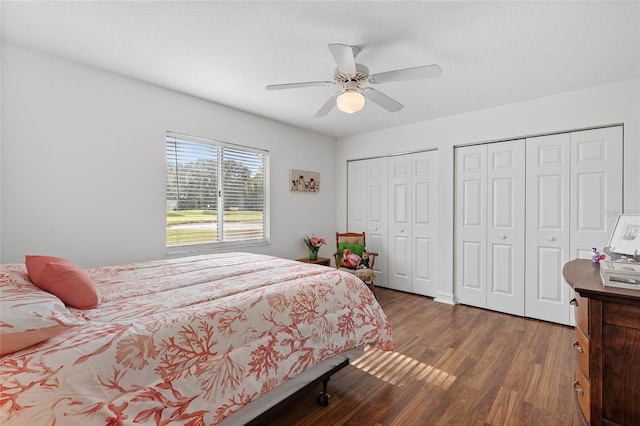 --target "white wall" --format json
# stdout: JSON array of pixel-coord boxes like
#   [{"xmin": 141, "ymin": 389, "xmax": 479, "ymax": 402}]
[
  {"xmin": 336, "ymin": 77, "xmax": 640, "ymax": 304},
  {"xmin": 1, "ymin": 43, "xmax": 338, "ymax": 268}
]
